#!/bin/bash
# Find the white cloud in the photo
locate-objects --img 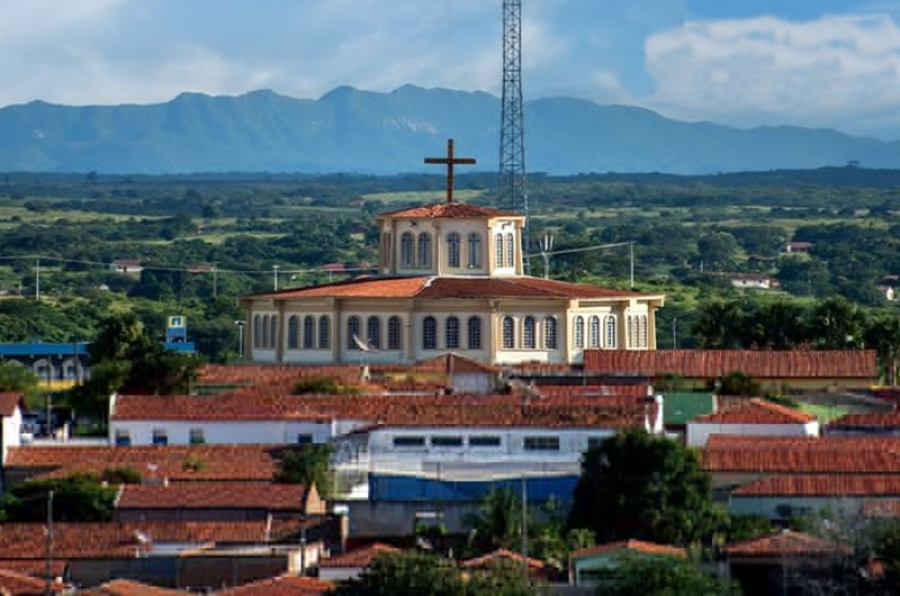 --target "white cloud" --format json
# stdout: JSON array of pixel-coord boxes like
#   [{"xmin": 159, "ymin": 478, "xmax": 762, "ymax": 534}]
[{"xmin": 641, "ymin": 13, "xmax": 900, "ymax": 136}]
